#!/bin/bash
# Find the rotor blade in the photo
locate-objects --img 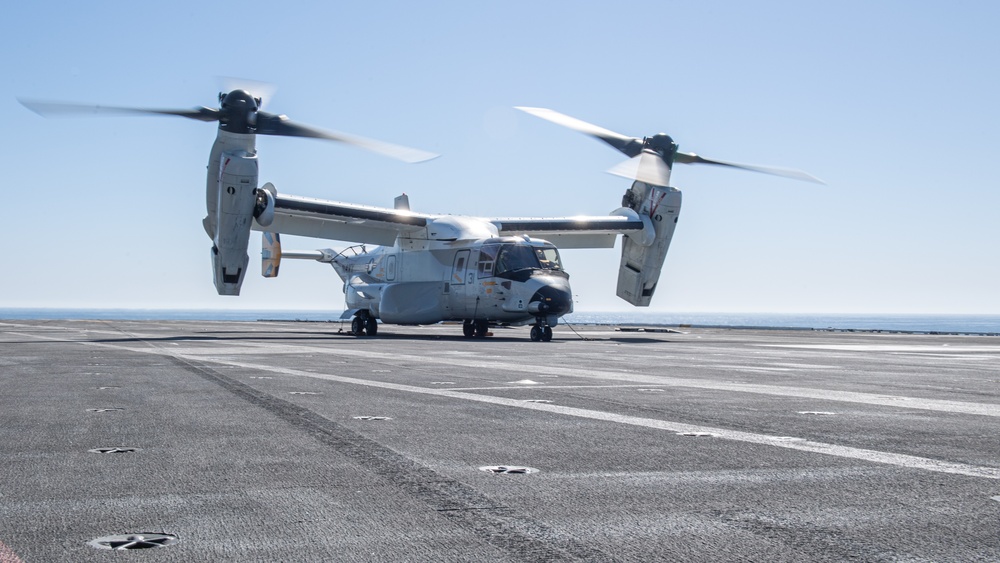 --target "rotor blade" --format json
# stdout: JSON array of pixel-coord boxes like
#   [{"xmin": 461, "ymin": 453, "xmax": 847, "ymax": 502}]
[
  {"xmin": 516, "ymin": 106, "xmax": 643, "ymax": 157},
  {"xmin": 675, "ymin": 151, "xmax": 825, "ymax": 184},
  {"xmin": 607, "ymin": 151, "xmax": 672, "ymax": 187},
  {"xmin": 18, "ymin": 98, "xmax": 220, "ymax": 122},
  {"xmin": 255, "ymin": 112, "xmax": 439, "ymax": 163}
]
